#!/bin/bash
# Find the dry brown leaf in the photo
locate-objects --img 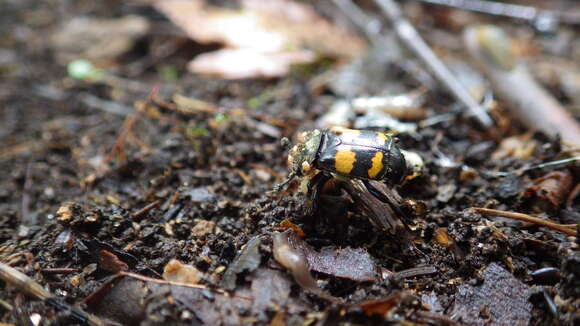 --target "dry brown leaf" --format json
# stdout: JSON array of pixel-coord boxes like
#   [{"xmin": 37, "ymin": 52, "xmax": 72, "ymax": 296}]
[
  {"xmin": 154, "ymin": 0, "xmax": 367, "ymax": 79},
  {"xmin": 98, "ymin": 249, "xmax": 129, "ymax": 273},
  {"xmin": 358, "ymin": 292, "xmax": 407, "ymax": 317},
  {"xmin": 522, "ymin": 170, "xmax": 574, "ymax": 211},
  {"xmin": 163, "ymin": 259, "xmax": 203, "ymax": 285},
  {"xmin": 191, "ymin": 219, "xmax": 216, "ymax": 237},
  {"xmin": 491, "ymin": 133, "xmax": 537, "ymax": 160},
  {"xmin": 450, "ymin": 263, "xmax": 531, "ymax": 326},
  {"xmin": 281, "ymin": 230, "xmax": 380, "ymax": 282},
  {"xmin": 189, "ymin": 48, "xmax": 314, "ymax": 79}
]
